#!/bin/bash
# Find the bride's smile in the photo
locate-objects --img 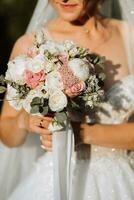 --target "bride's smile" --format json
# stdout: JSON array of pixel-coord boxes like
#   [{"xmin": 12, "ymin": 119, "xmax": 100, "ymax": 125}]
[{"xmin": 51, "ymin": 0, "xmax": 87, "ymax": 22}]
